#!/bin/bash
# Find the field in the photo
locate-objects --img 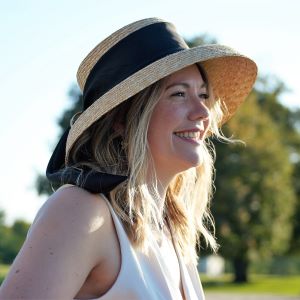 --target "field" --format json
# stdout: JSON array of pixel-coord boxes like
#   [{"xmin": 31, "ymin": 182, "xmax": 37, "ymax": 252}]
[{"xmin": 201, "ymin": 273, "xmax": 300, "ymax": 296}]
